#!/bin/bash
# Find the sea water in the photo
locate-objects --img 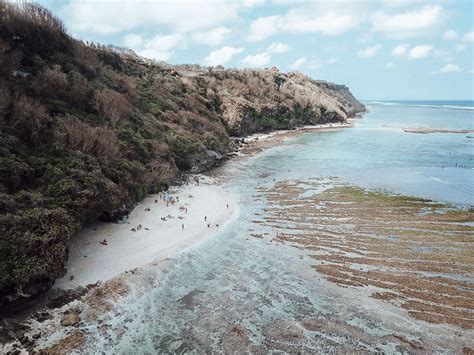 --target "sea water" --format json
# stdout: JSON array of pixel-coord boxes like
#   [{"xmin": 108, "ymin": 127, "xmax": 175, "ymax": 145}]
[{"xmin": 73, "ymin": 101, "xmax": 474, "ymax": 352}]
